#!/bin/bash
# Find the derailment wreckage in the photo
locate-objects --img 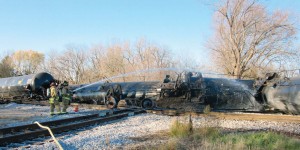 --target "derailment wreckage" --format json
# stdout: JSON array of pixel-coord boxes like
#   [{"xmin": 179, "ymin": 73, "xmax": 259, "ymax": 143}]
[{"xmin": 73, "ymin": 71, "xmax": 266, "ymax": 112}]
